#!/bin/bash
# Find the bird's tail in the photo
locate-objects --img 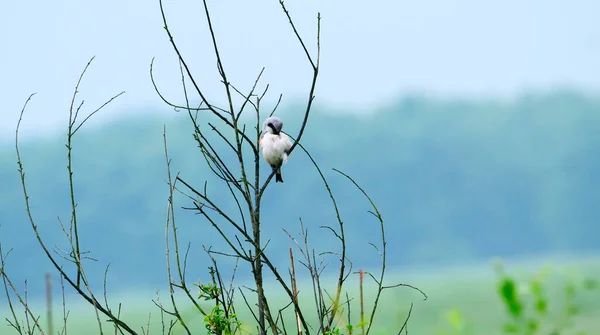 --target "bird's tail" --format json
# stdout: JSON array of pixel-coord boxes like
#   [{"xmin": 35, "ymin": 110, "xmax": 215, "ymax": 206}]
[{"xmin": 275, "ymin": 167, "xmax": 284, "ymax": 183}]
